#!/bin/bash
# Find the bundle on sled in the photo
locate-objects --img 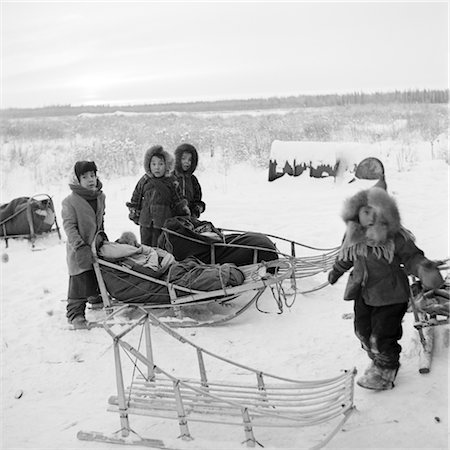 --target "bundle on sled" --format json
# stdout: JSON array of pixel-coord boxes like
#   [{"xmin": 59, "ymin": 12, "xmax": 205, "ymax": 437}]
[
  {"xmin": 158, "ymin": 216, "xmax": 340, "ymax": 292},
  {"xmin": 78, "ymin": 306, "xmax": 357, "ymax": 449},
  {"xmin": 91, "ymin": 231, "xmax": 293, "ymax": 326},
  {"xmin": 408, "ymin": 260, "xmax": 449, "ymax": 374},
  {"xmin": 0, "ymin": 194, "xmax": 61, "ymax": 248}
]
